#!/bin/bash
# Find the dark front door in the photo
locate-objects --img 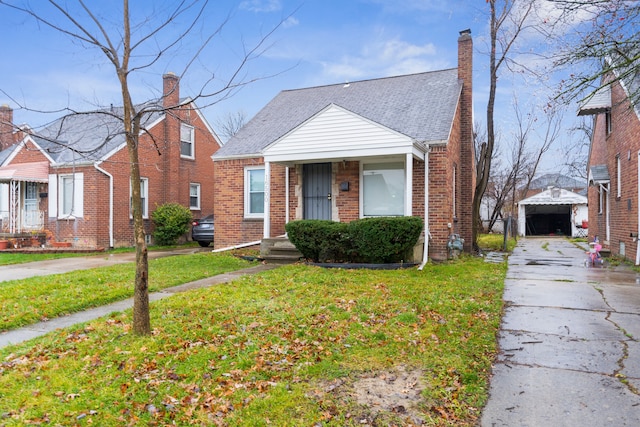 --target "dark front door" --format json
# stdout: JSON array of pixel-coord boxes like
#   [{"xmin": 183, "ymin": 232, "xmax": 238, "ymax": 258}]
[{"xmin": 303, "ymin": 163, "xmax": 332, "ymax": 220}]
